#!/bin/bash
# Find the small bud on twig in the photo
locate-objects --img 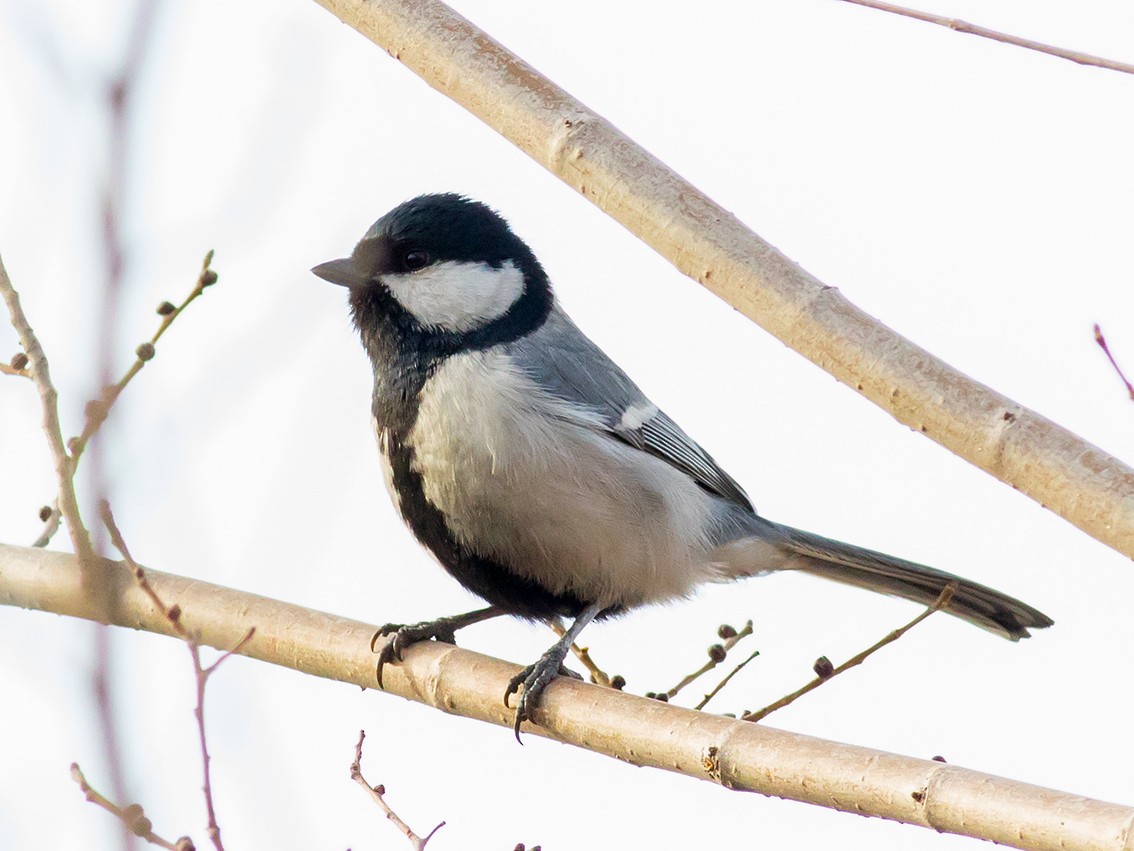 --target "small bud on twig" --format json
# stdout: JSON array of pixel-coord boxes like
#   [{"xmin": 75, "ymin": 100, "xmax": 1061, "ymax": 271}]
[
  {"xmin": 10, "ymin": 351, "xmax": 28, "ymax": 370},
  {"xmin": 717, "ymin": 623, "xmax": 738, "ymax": 639},
  {"xmin": 38, "ymin": 505, "xmax": 53, "ymax": 522},
  {"xmin": 201, "ymin": 269, "xmax": 218, "ymax": 287},
  {"xmin": 708, "ymin": 643, "xmax": 727, "ymax": 663},
  {"xmin": 156, "ymin": 301, "xmax": 176, "ymax": 316},
  {"xmin": 135, "ymin": 342, "xmax": 156, "ymax": 362},
  {"xmin": 121, "ymin": 803, "xmax": 153, "ymax": 838},
  {"xmin": 813, "ymin": 656, "xmax": 835, "ymax": 679},
  {"xmin": 610, "ymin": 674, "xmax": 626, "ymax": 690}
]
